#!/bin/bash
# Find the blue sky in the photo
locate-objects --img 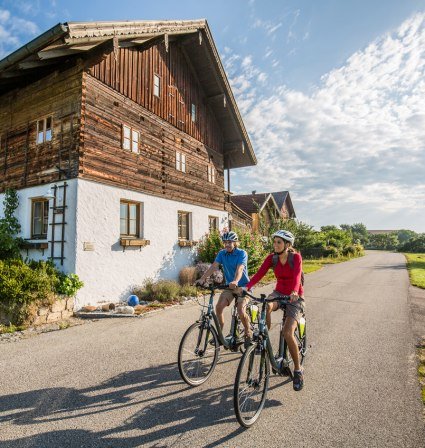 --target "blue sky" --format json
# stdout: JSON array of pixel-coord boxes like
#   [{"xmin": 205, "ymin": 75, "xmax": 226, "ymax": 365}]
[{"xmin": 1, "ymin": 0, "xmax": 425, "ymax": 232}]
